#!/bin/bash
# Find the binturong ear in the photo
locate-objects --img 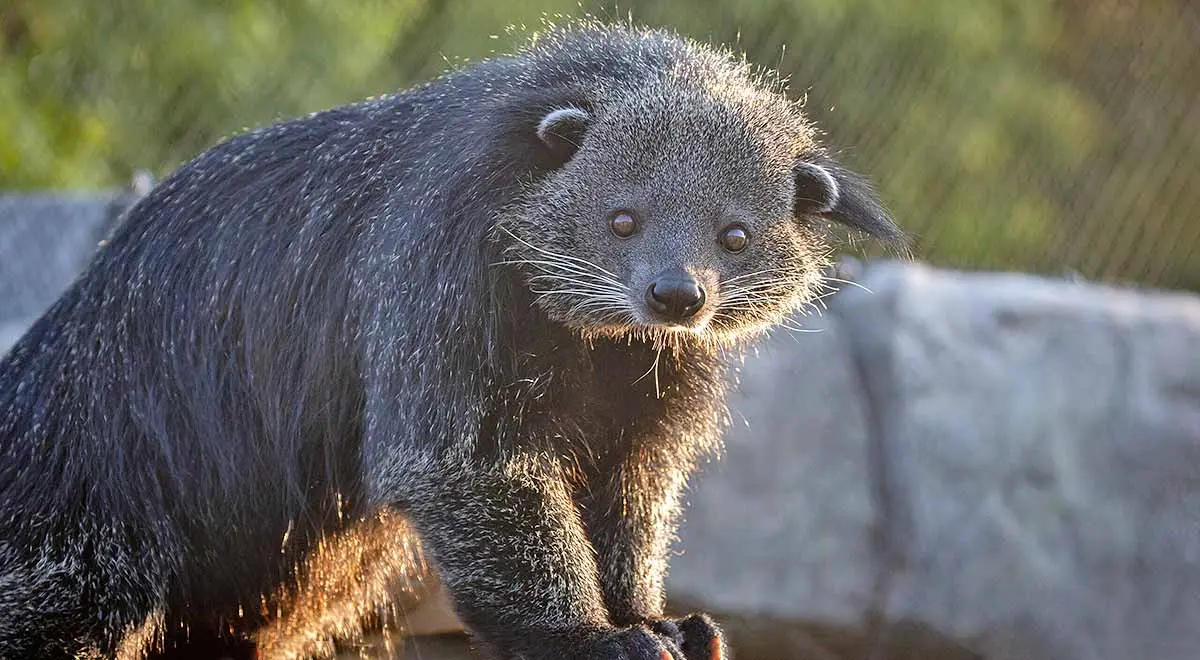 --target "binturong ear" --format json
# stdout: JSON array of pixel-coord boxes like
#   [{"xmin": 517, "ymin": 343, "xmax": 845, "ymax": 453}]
[
  {"xmin": 536, "ymin": 107, "xmax": 591, "ymax": 166},
  {"xmin": 794, "ymin": 158, "xmax": 905, "ymax": 245}
]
